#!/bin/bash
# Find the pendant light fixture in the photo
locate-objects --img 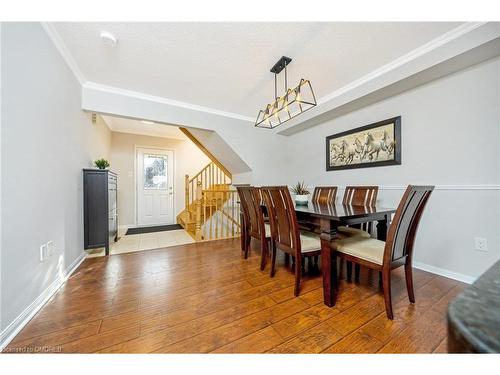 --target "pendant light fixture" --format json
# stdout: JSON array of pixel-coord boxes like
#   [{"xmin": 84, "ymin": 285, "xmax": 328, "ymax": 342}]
[{"xmin": 255, "ymin": 56, "xmax": 316, "ymax": 129}]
